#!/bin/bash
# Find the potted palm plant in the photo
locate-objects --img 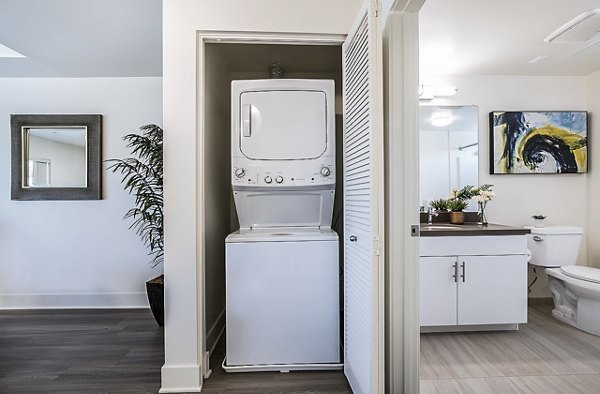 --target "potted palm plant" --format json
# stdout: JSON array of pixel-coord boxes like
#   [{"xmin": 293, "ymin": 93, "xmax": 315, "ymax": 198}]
[{"xmin": 108, "ymin": 124, "xmax": 164, "ymax": 326}]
